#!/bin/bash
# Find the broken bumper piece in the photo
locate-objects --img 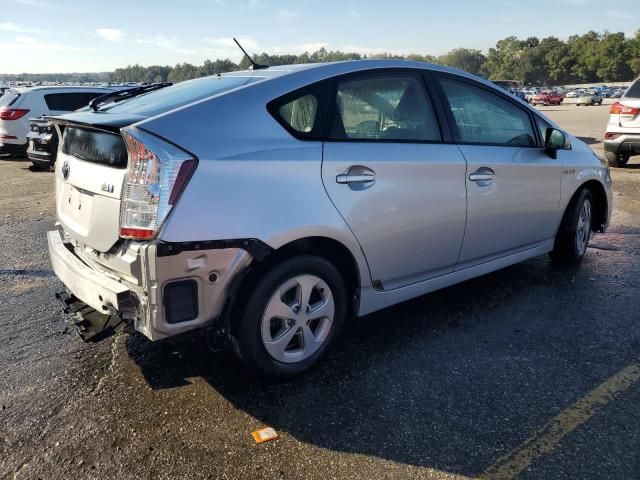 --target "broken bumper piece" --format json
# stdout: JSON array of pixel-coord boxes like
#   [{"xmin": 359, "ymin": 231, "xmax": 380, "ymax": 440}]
[{"xmin": 56, "ymin": 291, "xmax": 129, "ymax": 342}]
